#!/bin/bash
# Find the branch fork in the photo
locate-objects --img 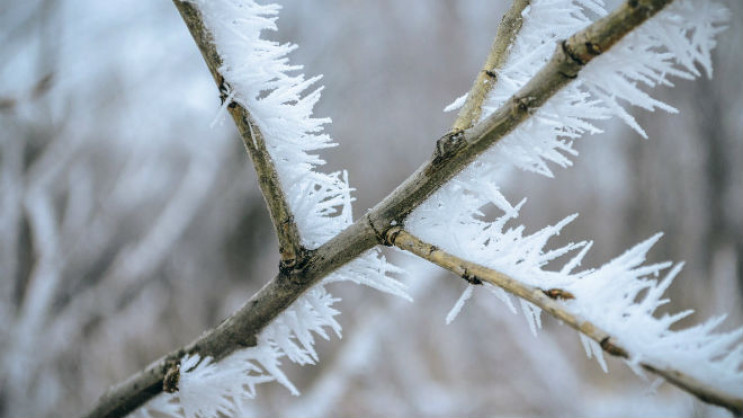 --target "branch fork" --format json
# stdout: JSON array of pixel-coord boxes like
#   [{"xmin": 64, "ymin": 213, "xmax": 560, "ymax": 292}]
[{"xmin": 82, "ymin": 1, "xmax": 743, "ymax": 417}]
